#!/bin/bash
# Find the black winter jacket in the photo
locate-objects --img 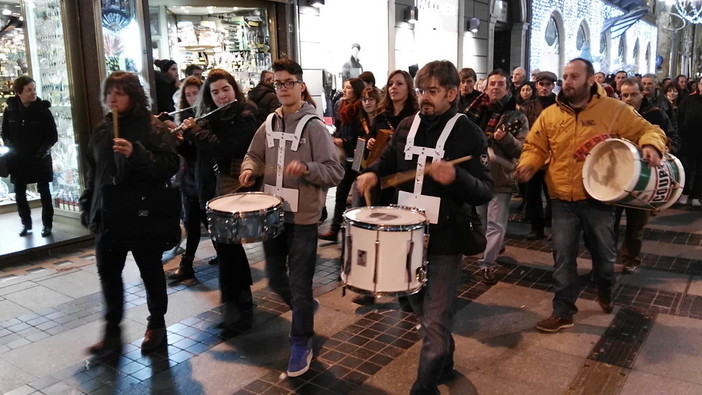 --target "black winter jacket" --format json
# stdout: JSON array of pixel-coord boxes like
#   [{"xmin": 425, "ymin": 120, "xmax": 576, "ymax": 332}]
[
  {"xmin": 1, "ymin": 96, "xmax": 58, "ymax": 184},
  {"xmin": 366, "ymin": 108, "xmax": 493, "ymax": 255},
  {"xmin": 79, "ymin": 111, "xmax": 179, "ymax": 232},
  {"xmin": 248, "ymin": 82, "xmax": 280, "ymax": 123}
]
